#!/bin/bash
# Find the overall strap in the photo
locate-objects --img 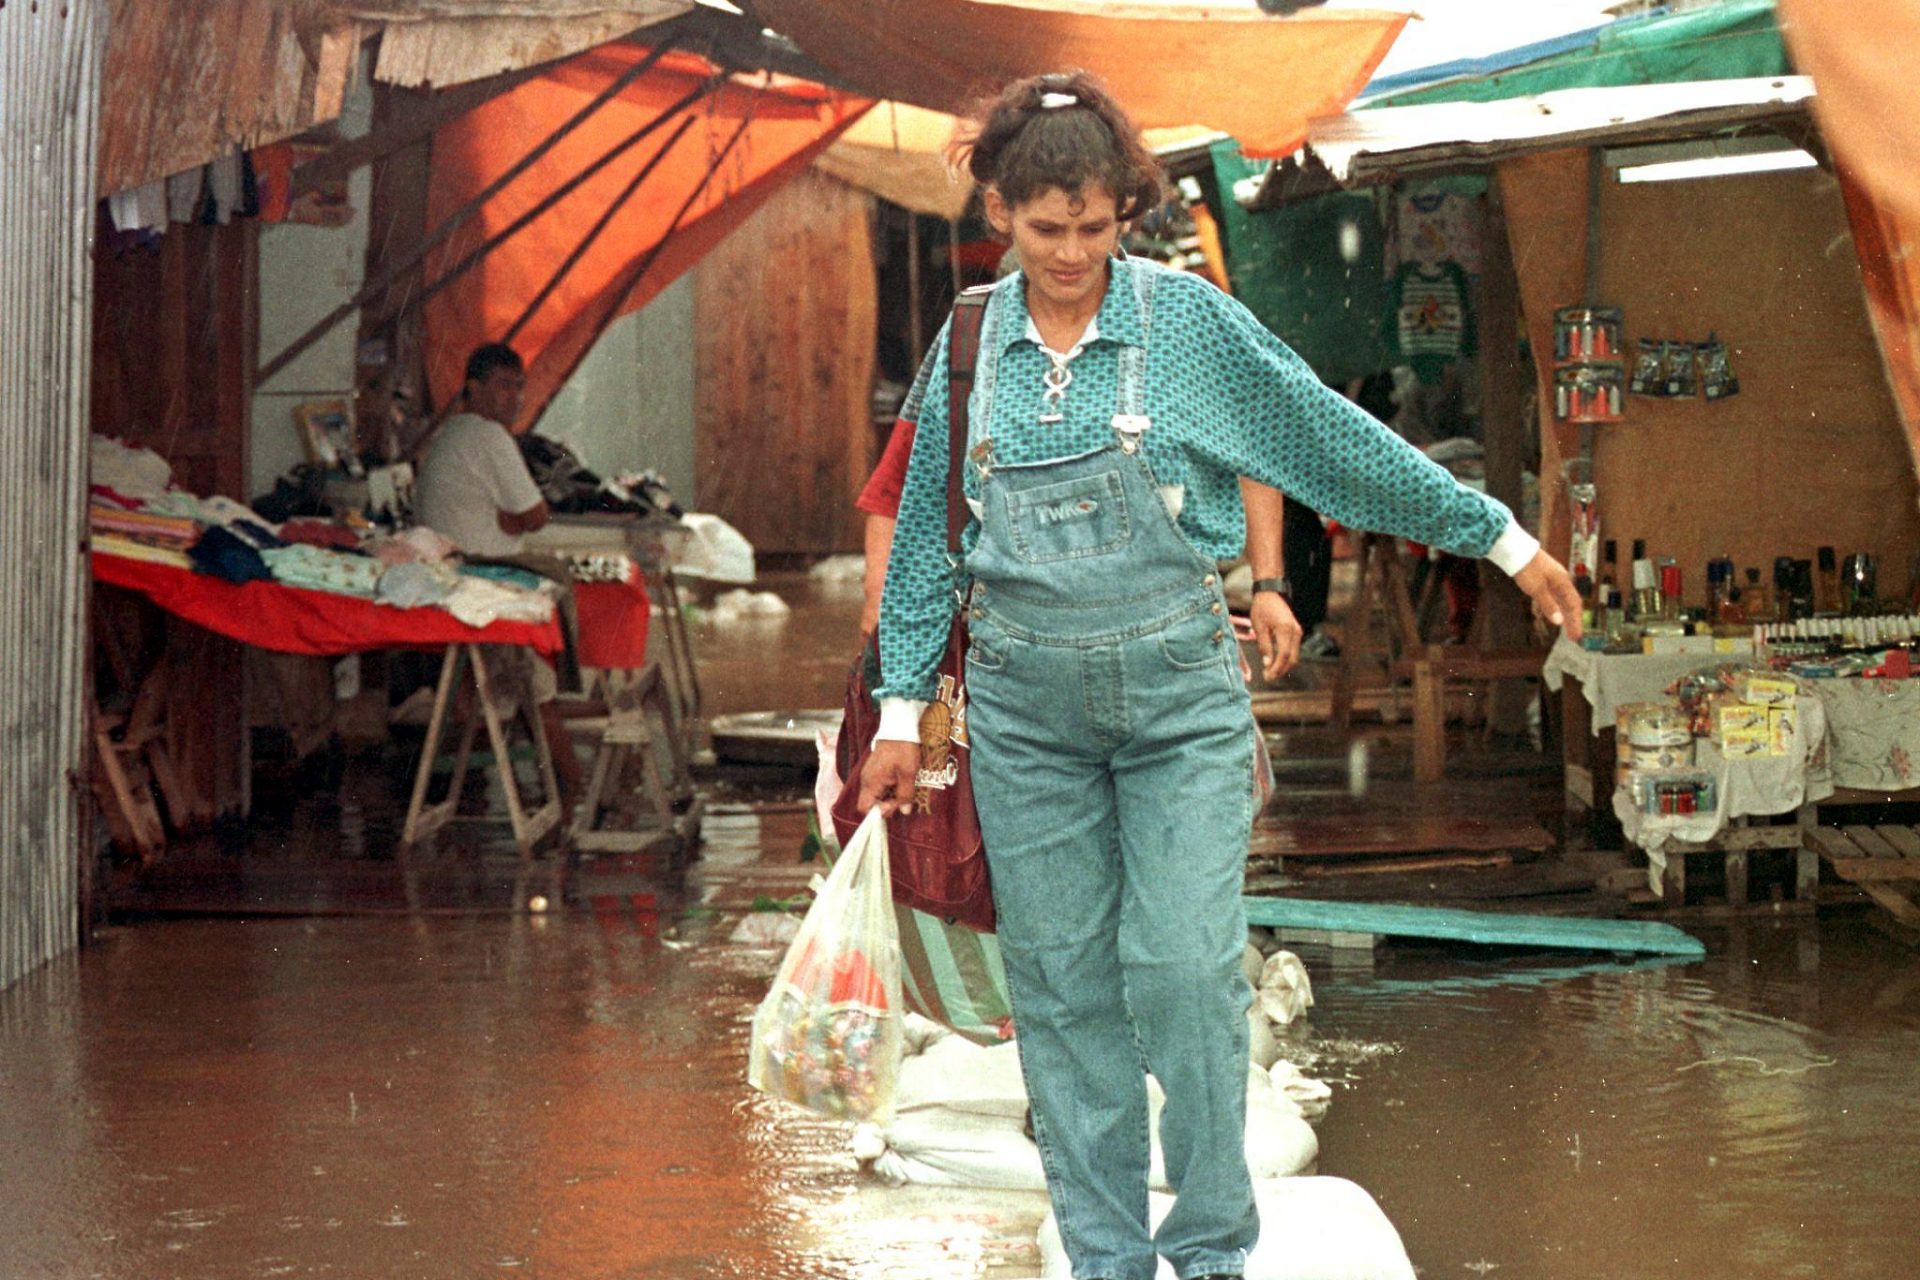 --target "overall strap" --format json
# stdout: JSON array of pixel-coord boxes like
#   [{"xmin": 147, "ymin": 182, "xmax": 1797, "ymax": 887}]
[
  {"xmin": 1114, "ymin": 262, "xmax": 1160, "ymax": 421},
  {"xmin": 946, "ymin": 285, "xmax": 994, "ymax": 553}
]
